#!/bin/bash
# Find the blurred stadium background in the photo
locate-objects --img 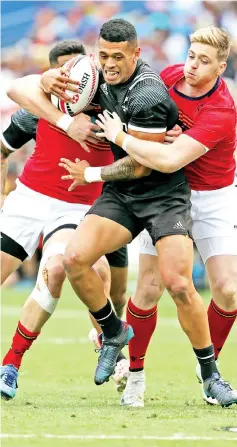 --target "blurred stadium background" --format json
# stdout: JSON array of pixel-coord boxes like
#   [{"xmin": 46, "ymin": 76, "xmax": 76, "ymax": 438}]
[
  {"xmin": 1, "ymin": 3, "xmax": 237, "ymax": 444},
  {"xmin": 1, "ymin": 0, "xmax": 237, "ymax": 287}
]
